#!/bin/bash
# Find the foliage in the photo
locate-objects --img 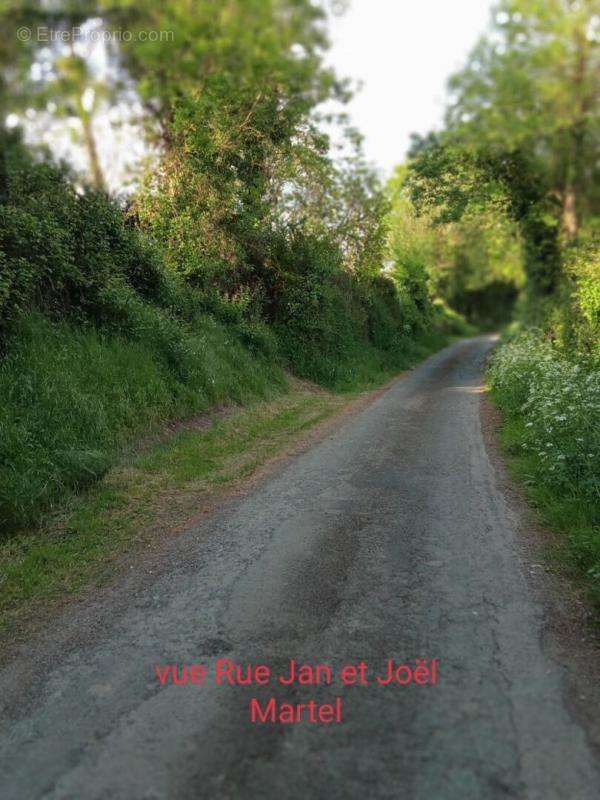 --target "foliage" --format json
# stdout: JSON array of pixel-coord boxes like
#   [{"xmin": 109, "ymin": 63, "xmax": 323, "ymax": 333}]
[
  {"xmin": 446, "ymin": 0, "xmax": 600, "ymax": 241},
  {"xmin": 489, "ymin": 333, "xmax": 600, "ymax": 494},
  {"xmin": 488, "ymin": 329, "xmax": 600, "ymax": 606},
  {"xmin": 551, "ymin": 240, "xmax": 600, "ymax": 358},
  {"xmin": 406, "ymin": 0, "xmax": 599, "ymax": 320},
  {"xmin": 0, "ymin": 122, "xmax": 454, "ymax": 535},
  {"xmin": 0, "ymin": 130, "xmax": 163, "ymax": 327},
  {"xmin": 281, "ymin": 129, "xmax": 390, "ymax": 277},
  {"xmin": 0, "ymin": 131, "xmax": 287, "ymax": 532},
  {"xmin": 388, "ymin": 161, "xmax": 523, "ymax": 328},
  {"xmin": 408, "ymin": 138, "xmax": 562, "ymax": 305},
  {"xmin": 262, "ymin": 227, "xmax": 439, "ymax": 388},
  {"xmin": 111, "ymin": 0, "xmax": 339, "ymax": 300}
]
